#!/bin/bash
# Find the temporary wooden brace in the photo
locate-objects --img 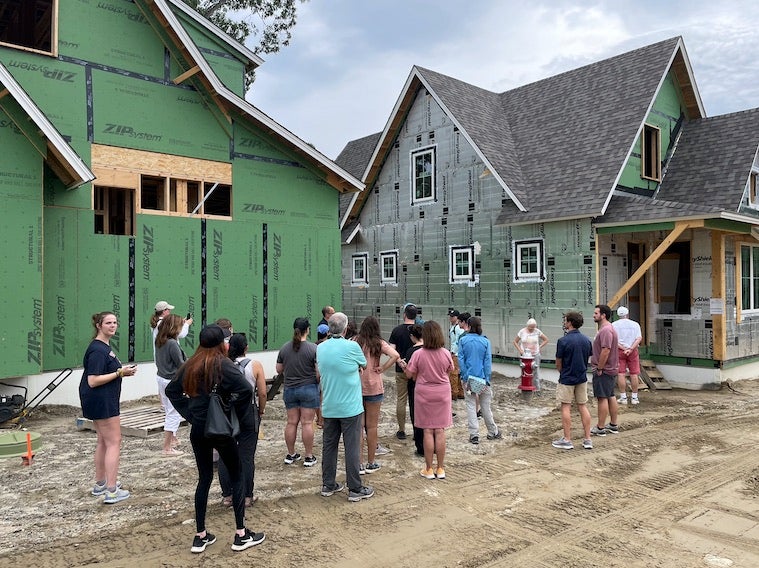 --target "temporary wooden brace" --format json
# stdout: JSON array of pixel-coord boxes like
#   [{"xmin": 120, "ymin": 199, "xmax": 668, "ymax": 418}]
[{"xmin": 608, "ymin": 220, "xmax": 703, "ymax": 308}]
